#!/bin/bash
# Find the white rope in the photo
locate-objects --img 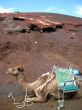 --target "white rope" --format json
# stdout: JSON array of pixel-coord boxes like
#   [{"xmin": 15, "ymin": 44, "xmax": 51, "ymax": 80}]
[
  {"xmin": 8, "ymin": 92, "xmax": 26, "ymax": 108},
  {"xmin": 8, "ymin": 84, "xmax": 33, "ymax": 108},
  {"xmin": 51, "ymin": 65, "xmax": 65, "ymax": 109},
  {"xmin": 56, "ymin": 75, "xmax": 64, "ymax": 109}
]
